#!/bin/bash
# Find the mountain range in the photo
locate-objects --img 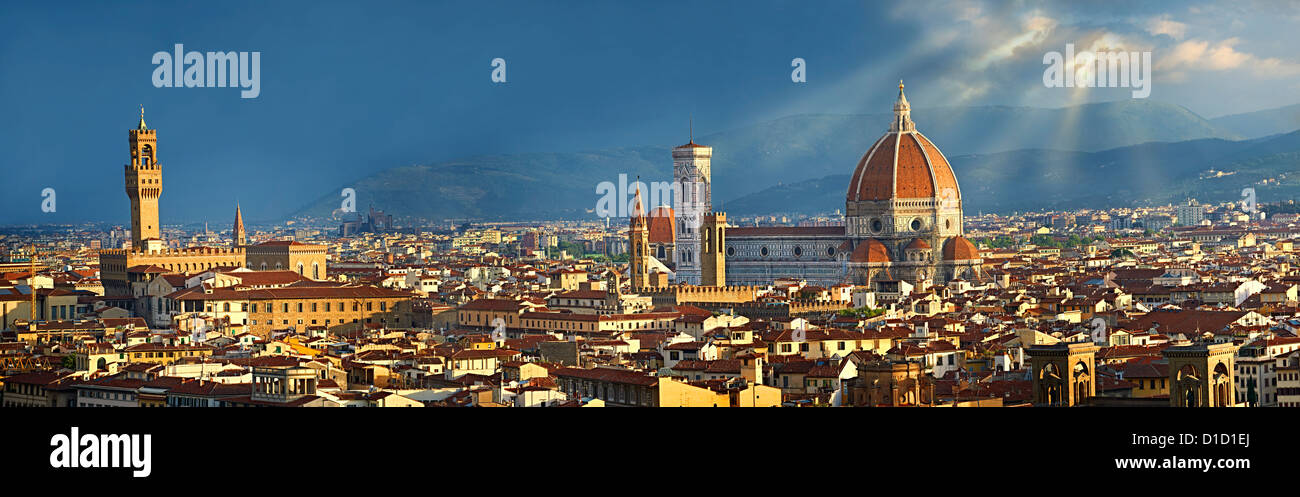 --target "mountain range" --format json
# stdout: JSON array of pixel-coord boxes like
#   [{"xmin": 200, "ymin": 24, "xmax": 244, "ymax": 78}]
[{"xmin": 289, "ymin": 99, "xmax": 1300, "ymax": 222}]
